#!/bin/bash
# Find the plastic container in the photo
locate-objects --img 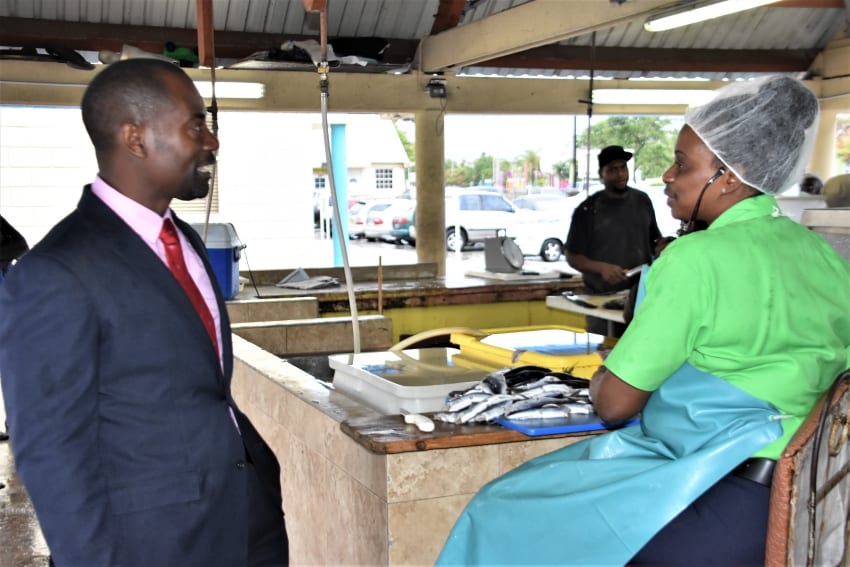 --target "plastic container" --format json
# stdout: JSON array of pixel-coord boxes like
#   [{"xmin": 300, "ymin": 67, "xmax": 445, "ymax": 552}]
[
  {"xmin": 449, "ymin": 325, "xmax": 604, "ymax": 378},
  {"xmin": 190, "ymin": 223, "xmax": 244, "ymax": 300},
  {"xmin": 329, "ymin": 348, "xmax": 487, "ymax": 415}
]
